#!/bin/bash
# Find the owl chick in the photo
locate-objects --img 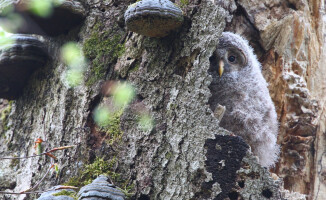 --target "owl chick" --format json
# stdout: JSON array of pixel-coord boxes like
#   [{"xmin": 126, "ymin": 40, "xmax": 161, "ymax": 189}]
[{"xmin": 209, "ymin": 32, "xmax": 279, "ymax": 168}]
